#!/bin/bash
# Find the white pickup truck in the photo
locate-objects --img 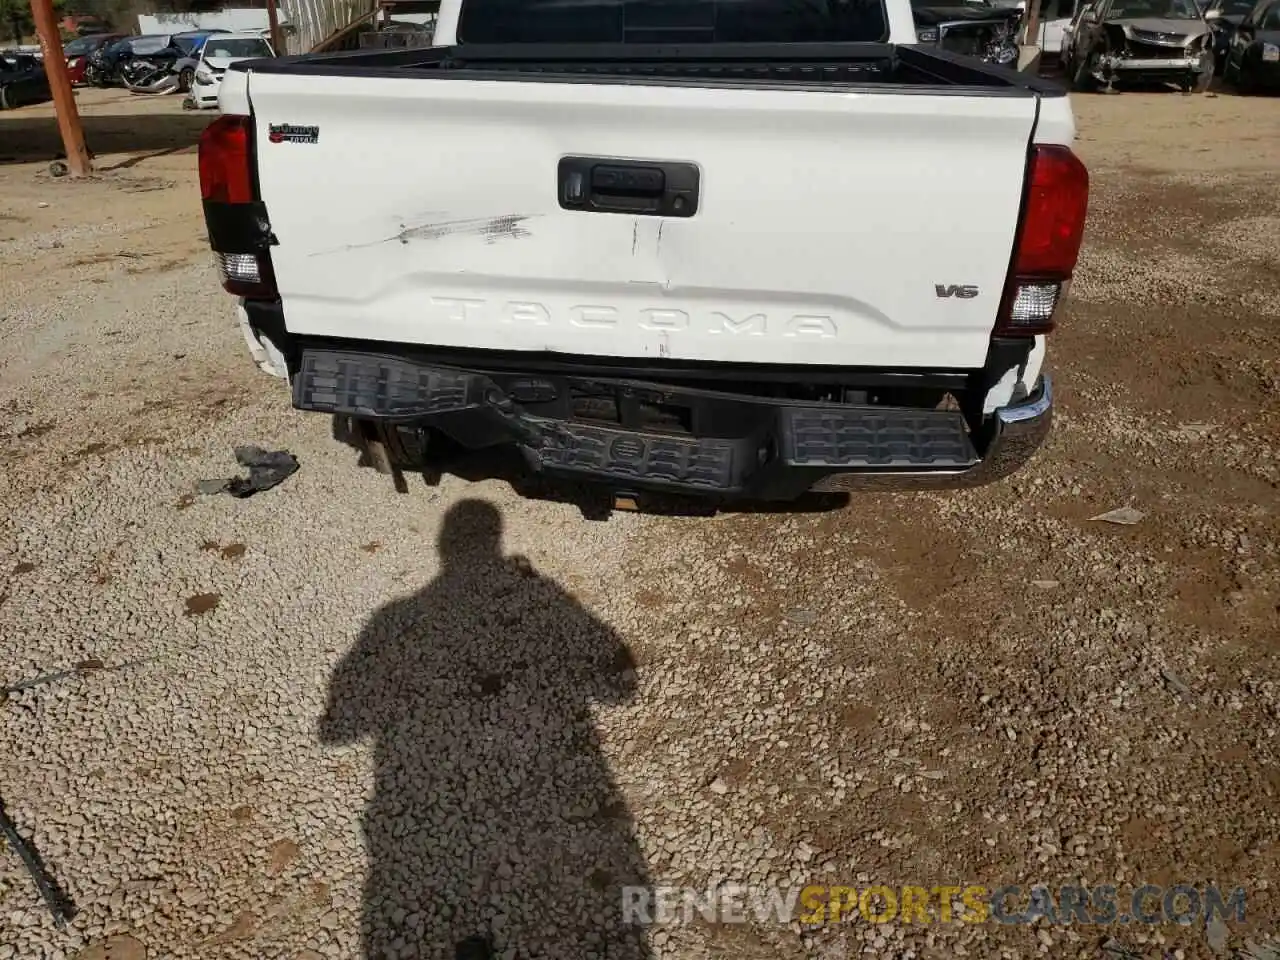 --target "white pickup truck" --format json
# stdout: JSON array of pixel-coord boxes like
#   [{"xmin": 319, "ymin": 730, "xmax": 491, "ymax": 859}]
[{"xmin": 198, "ymin": 0, "xmax": 1088, "ymax": 511}]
